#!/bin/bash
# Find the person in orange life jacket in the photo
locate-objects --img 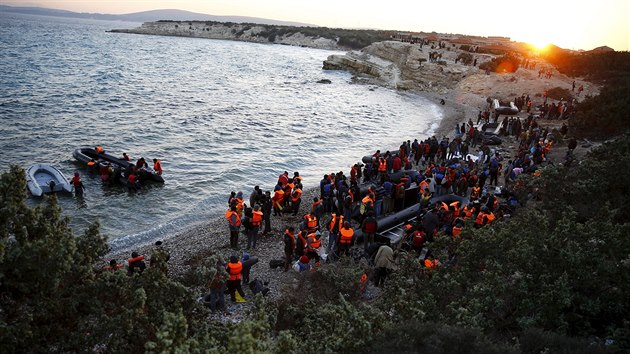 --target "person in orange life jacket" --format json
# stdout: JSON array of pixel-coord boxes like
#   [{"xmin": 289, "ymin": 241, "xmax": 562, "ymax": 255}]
[
  {"xmin": 103, "ymin": 259, "xmax": 123, "ymax": 271},
  {"xmin": 277, "ymin": 171, "xmax": 289, "ymax": 187},
  {"xmin": 95, "ymin": 145, "xmax": 105, "ymax": 154},
  {"xmin": 121, "ymin": 152, "xmax": 130, "ymax": 161},
  {"xmin": 337, "ymin": 221, "xmax": 354, "ymax": 256},
  {"xmin": 272, "ymin": 186, "xmax": 284, "ymax": 216},
  {"xmin": 231, "ymin": 191, "xmax": 245, "ymax": 217},
  {"xmin": 152, "ymin": 158, "xmax": 163, "ymax": 176},
  {"xmin": 470, "ymin": 183, "xmax": 481, "ymax": 201},
  {"xmin": 296, "ymin": 230, "xmax": 308, "ymax": 258},
  {"xmin": 127, "ymin": 169, "xmax": 140, "ymax": 190},
  {"xmin": 226, "ymin": 205, "xmax": 241, "ymax": 249},
  {"xmin": 127, "ymin": 251, "xmax": 146, "ymax": 276},
  {"xmin": 451, "ymin": 218, "xmax": 464, "ymax": 240},
  {"xmin": 291, "ymin": 186, "xmax": 302, "ymax": 216},
  {"xmin": 377, "ymin": 157, "xmax": 387, "ymax": 184},
  {"xmin": 246, "ymin": 205, "xmax": 263, "ymax": 250},
  {"xmin": 283, "ymin": 227, "xmax": 296, "ymax": 271},
  {"xmin": 293, "ymin": 171, "xmax": 303, "ymax": 187},
  {"xmin": 71, "ymin": 171, "xmax": 85, "ymax": 196},
  {"xmin": 397, "ymin": 223, "xmax": 418, "ymax": 251},
  {"xmin": 361, "ymin": 211, "xmax": 378, "ymax": 251},
  {"xmin": 241, "ymin": 207, "xmax": 254, "ymax": 250},
  {"xmin": 228, "ymin": 191, "xmax": 236, "ymax": 206},
  {"xmin": 449, "ymin": 201, "xmax": 461, "ymax": 218},
  {"xmin": 226, "ymin": 255, "xmax": 246, "ymax": 302},
  {"xmin": 302, "ymin": 213, "xmax": 318, "ymax": 233},
  {"xmin": 424, "ymin": 255, "xmax": 439, "ymax": 270},
  {"xmin": 327, "ymin": 213, "xmax": 343, "ymax": 254},
  {"xmin": 475, "ymin": 206, "xmax": 495, "ymax": 227},
  {"xmin": 306, "ymin": 230, "xmax": 323, "ymax": 262}
]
